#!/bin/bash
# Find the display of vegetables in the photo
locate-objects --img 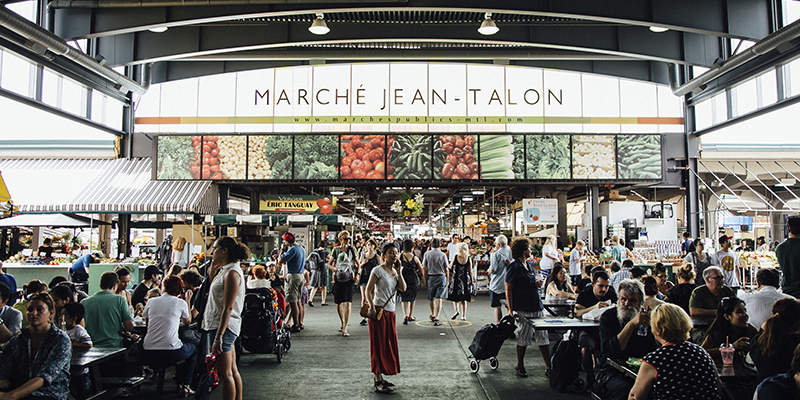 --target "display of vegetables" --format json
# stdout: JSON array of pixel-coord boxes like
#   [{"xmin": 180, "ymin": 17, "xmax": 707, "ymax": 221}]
[
  {"xmin": 263, "ymin": 135, "xmax": 293, "ymax": 179},
  {"xmin": 479, "ymin": 135, "xmax": 515, "ymax": 179},
  {"xmin": 512, "ymin": 136, "xmax": 525, "ymax": 179},
  {"xmin": 340, "ymin": 135, "xmax": 389, "ymax": 180},
  {"xmin": 527, "ymin": 135, "xmax": 570, "ymax": 179},
  {"xmin": 217, "ymin": 135, "xmax": 246, "ymax": 179},
  {"xmin": 247, "ymin": 136, "xmax": 272, "ymax": 180},
  {"xmin": 436, "ymin": 134, "xmax": 478, "ymax": 179},
  {"xmin": 190, "ymin": 136, "xmax": 222, "ymax": 180},
  {"xmin": 156, "ymin": 136, "xmax": 194, "ymax": 180},
  {"xmin": 617, "ymin": 135, "xmax": 662, "ymax": 179},
  {"xmin": 389, "ymin": 135, "xmax": 436, "ymax": 180},
  {"xmin": 572, "ymin": 135, "xmax": 616, "ymax": 179},
  {"xmin": 295, "ymin": 135, "xmax": 338, "ymax": 179}
]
